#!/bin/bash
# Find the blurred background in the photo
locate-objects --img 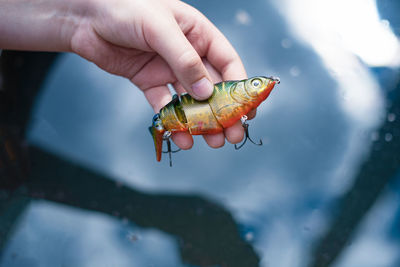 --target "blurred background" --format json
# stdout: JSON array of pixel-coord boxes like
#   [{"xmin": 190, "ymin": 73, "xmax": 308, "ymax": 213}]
[{"xmin": 1, "ymin": 0, "xmax": 400, "ymax": 266}]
